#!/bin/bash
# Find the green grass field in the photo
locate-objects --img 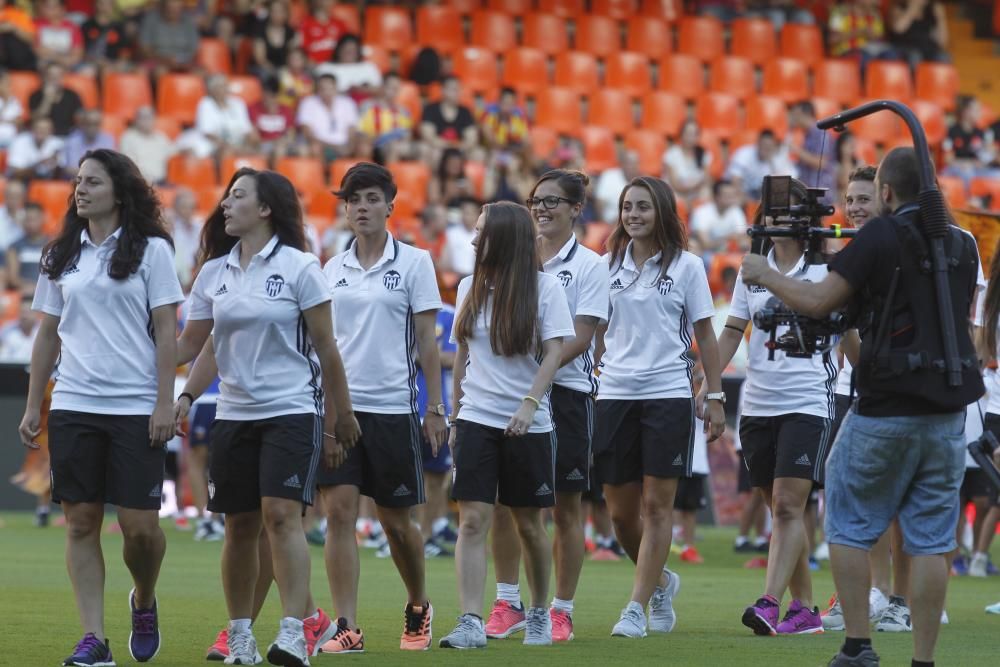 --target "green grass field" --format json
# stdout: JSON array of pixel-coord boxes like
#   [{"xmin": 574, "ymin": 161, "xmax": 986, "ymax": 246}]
[{"xmin": 2, "ymin": 512, "xmax": 997, "ymax": 667}]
